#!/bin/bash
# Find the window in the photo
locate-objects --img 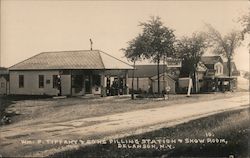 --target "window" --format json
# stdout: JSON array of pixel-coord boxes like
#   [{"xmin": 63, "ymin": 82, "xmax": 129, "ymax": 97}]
[
  {"xmin": 46, "ymin": 80, "xmax": 50, "ymax": 84},
  {"xmin": 1, "ymin": 82, "xmax": 5, "ymax": 88},
  {"xmin": 53, "ymin": 75, "xmax": 58, "ymax": 88},
  {"xmin": 39, "ymin": 75, "xmax": 44, "ymax": 88},
  {"xmin": 19, "ymin": 75, "xmax": 24, "ymax": 88},
  {"xmin": 215, "ymin": 64, "xmax": 223, "ymax": 75}
]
